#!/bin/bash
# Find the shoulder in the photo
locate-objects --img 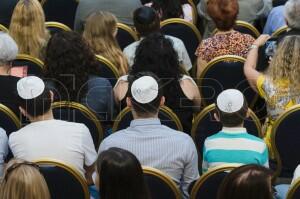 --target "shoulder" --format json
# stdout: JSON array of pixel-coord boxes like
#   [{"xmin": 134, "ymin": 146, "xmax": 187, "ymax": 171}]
[
  {"xmin": 244, "ymin": 133, "xmax": 266, "ymax": 143},
  {"xmin": 180, "ymin": 75, "xmax": 197, "ymax": 86},
  {"xmin": 162, "ymin": 125, "xmax": 194, "ymax": 142},
  {"xmin": 100, "ymin": 130, "xmax": 127, "ymax": 145},
  {"xmin": 239, "ymin": 32, "xmax": 255, "ymax": 42},
  {"xmin": 270, "ymin": 5, "xmax": 284, "ymax": 15},
  {"xmin": 124, "ymin": 41, "xmax": 139, "ymax": 53},
  {"xmin": 50, "ymin": 120, "xmax": 89, "ymax": 131},
  {"xmin": 0, "ymin": 128, "xmax": 7, "ymax": 141},
  {"xmin": 165, "ymin": 35, "xmax": 184, "ymax": 45}
]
